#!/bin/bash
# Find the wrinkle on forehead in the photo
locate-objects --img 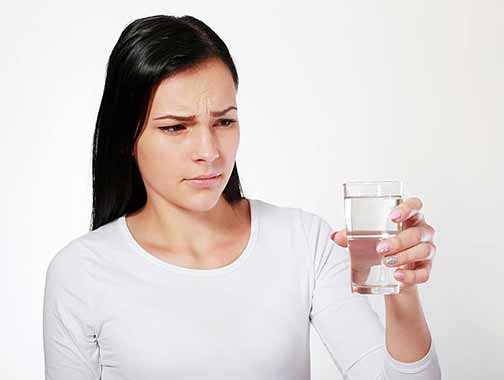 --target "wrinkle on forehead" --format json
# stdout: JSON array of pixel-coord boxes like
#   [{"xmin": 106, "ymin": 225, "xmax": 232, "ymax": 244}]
[{"xmin": 151, "ymin": 59, "xmax": 236, "ymax": 118}]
